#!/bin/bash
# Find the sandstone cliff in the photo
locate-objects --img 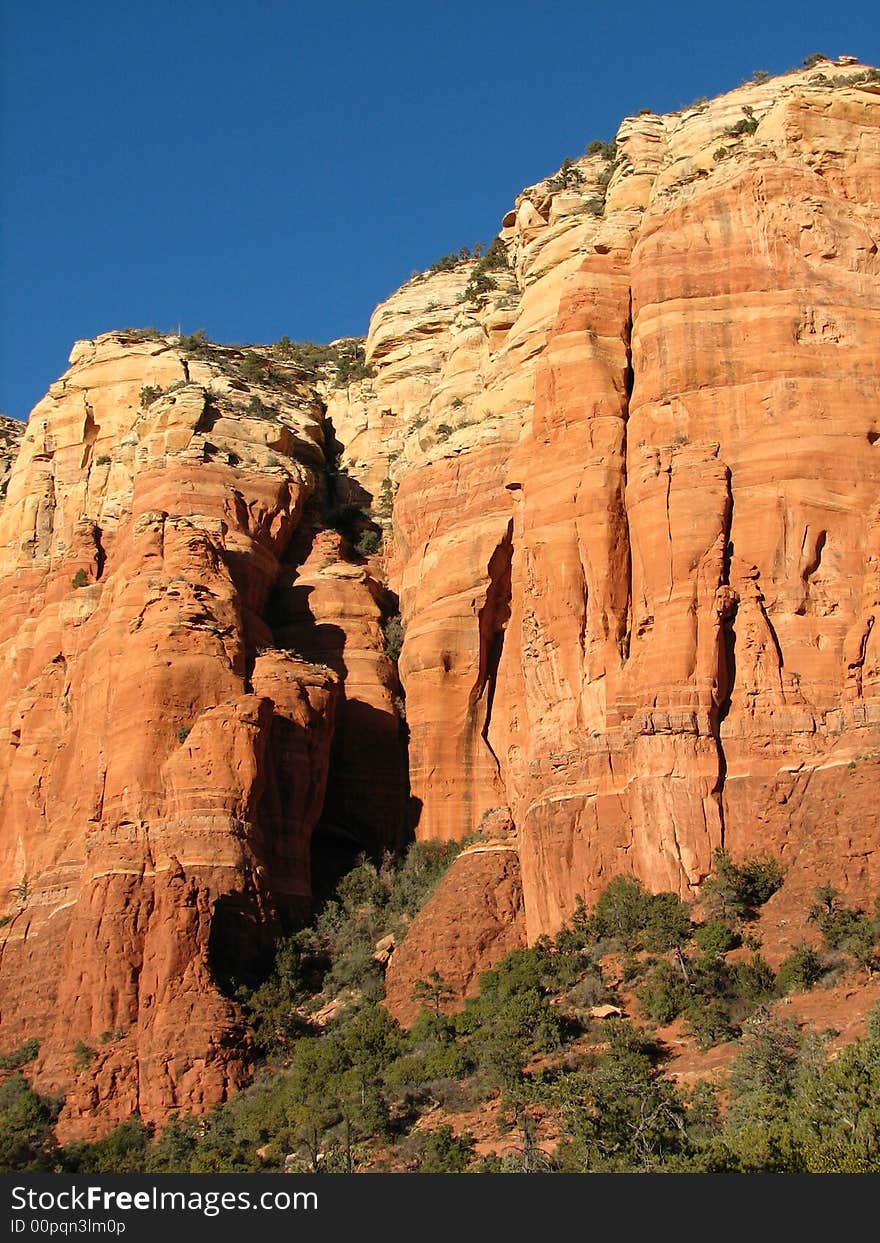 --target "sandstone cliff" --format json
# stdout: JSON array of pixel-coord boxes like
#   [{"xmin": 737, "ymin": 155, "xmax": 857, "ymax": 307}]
[
  {"xmin": 0, "ymin": 334, "xmax": 406, "ymax": 1135},
  {"xmin": 2, "ymin": 58, "xmax": 880, "ymax": 1125},
  {"xmin": 329, "ymin": 59, "xmax": 880, "ymax": 984}
]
